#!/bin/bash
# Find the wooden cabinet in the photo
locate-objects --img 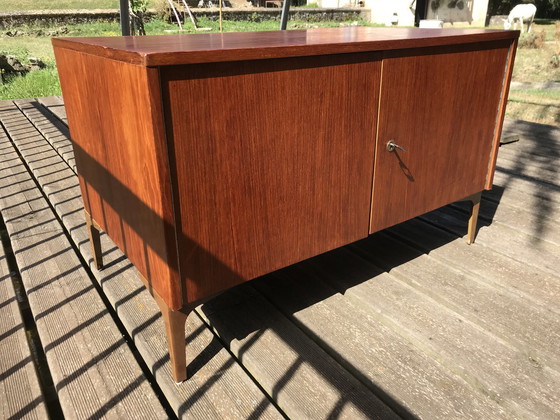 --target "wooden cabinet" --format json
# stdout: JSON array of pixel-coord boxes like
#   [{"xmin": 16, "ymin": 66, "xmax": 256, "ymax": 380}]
[{"xmin": 53, "ymin": 27, "xmax": 518, "ymax": 382}]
